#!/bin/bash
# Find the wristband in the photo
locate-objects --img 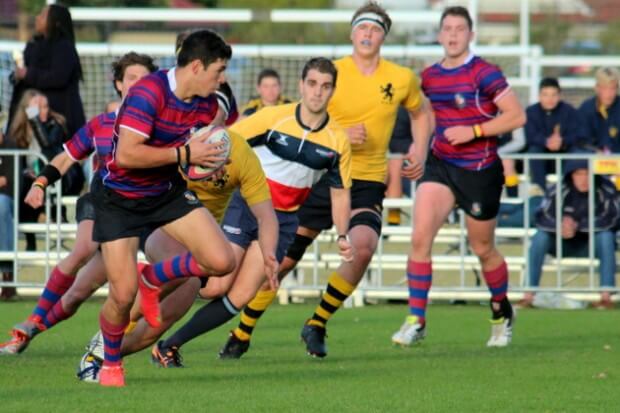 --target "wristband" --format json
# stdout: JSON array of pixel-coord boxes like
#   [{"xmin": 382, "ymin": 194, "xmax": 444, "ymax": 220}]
[
  {"xmin": 32, "ymin": 178, "xmax": 46, "ymax": 191},
  {"xmin": 185, "ymin": 144, "xmax": 191, "ymax": 166},
  {"xmin": 472, "ymin": 124, "xmax": 484, "ymax": 139},
  {"xmin": 39, "ymin": 164, "xmax": 61, "ymax": 186},
  {"xmin": 176, "ymin": 146, "xmax": 181, "ymax": 165},
  {"xmin": 337, "ymin": 234, "xmax": 349, "ymax": 242}
]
